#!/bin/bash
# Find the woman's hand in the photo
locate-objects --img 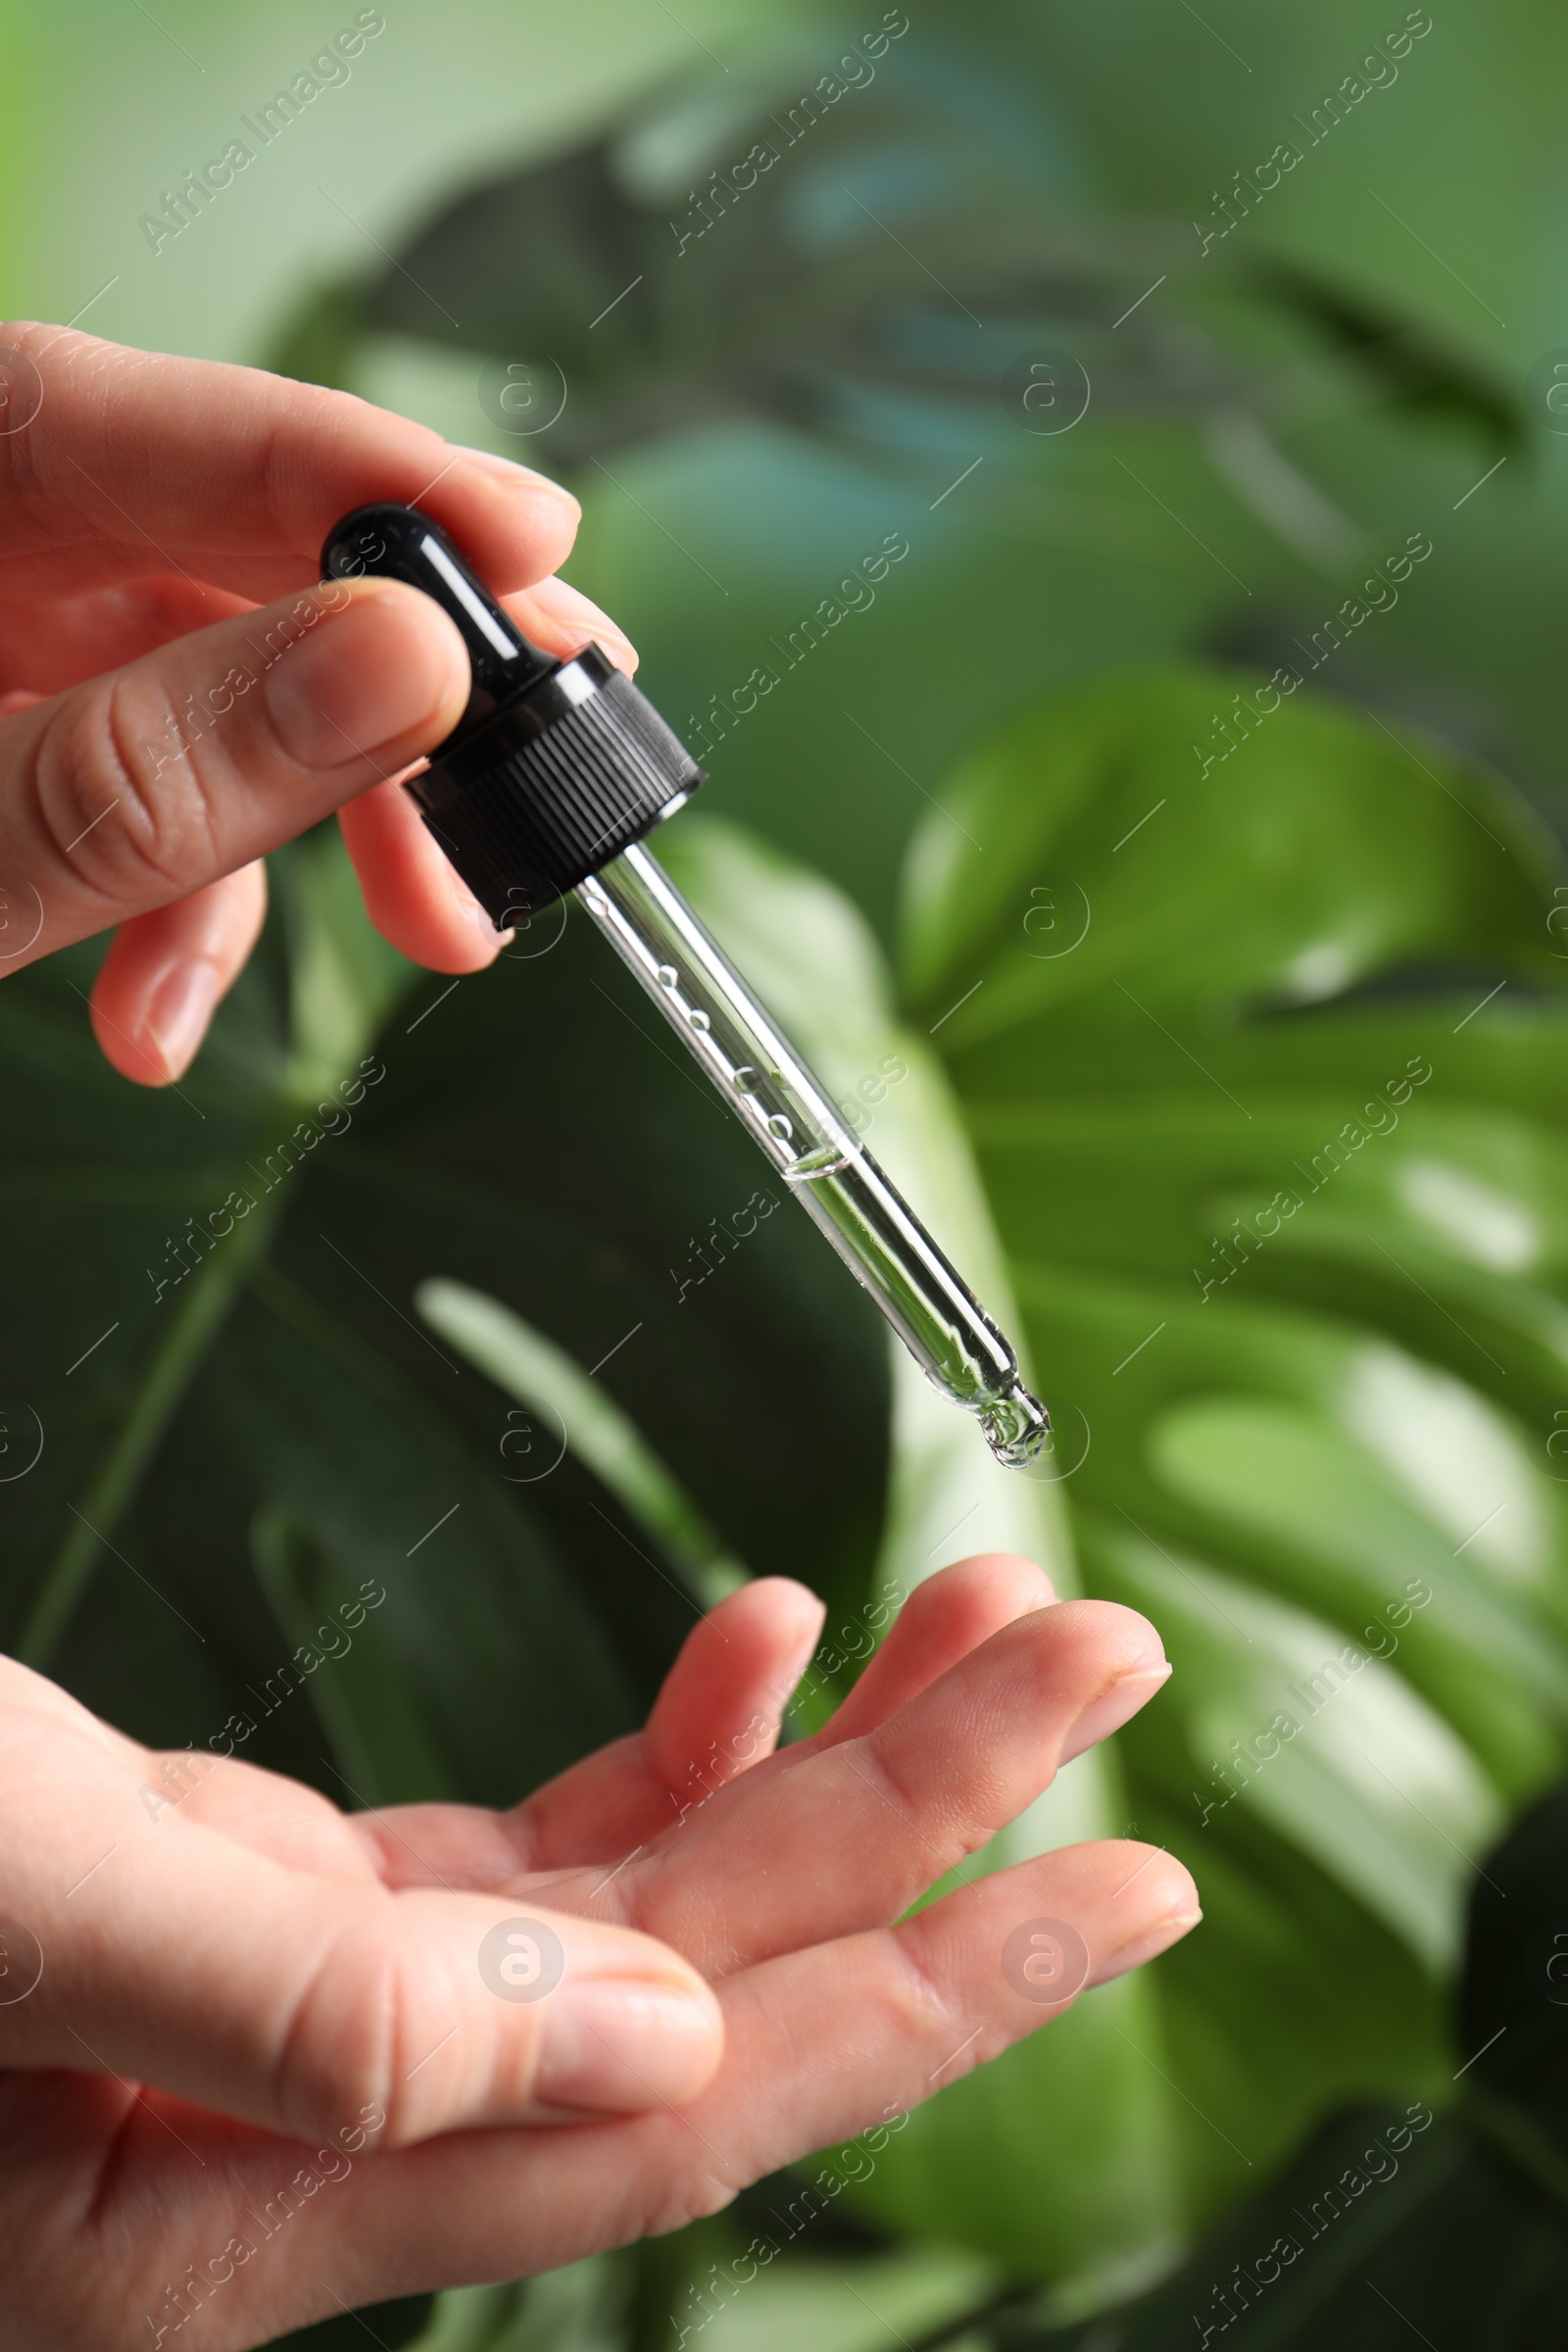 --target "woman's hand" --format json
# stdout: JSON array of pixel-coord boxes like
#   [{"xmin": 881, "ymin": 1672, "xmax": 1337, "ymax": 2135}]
[
  {"xmin": 0, "ymin": 320, "xmax": 638, "ymax": 1084},
  {"xmin": 0, "ymin": 1553, "xmax": 1196, "ymax": 2348}
]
